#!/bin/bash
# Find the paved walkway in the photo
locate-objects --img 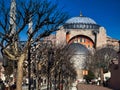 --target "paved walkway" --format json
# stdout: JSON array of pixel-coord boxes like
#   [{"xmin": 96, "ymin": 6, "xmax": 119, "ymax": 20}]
[
  {"xmin": 22, "ymin": 84, "xmax": 114, "ymax": 90},
  {"xmin": 77, "ymin": 84, "xmax": 113, "ymax": 90}
]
